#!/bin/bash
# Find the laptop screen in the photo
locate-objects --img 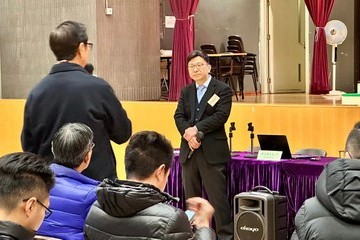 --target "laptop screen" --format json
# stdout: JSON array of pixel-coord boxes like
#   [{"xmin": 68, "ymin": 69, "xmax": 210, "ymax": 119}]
[{"xmin": 257, "ymin": 134, "xmax": 292, "ymax": 159}]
